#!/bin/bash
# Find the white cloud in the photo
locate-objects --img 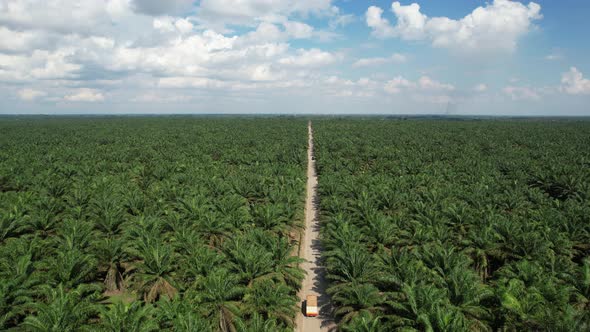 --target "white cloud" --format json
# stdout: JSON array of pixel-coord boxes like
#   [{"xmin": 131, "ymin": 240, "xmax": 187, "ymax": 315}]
[
  {"xmin": 132, "ymin": 0, "xmax": 194, "ymax": 16},
  {"xmin": 353, "ymin": 57, "xmax": 389, "ymax": 68},
  {"xmin": 384, "ymin": 75, "xmax": 453, "ymax": 94},
  {"xmin": 153, "ymin": 17, "xmax": 194, "ymax": 34},
  {"xmin": 357, "ymin": 77, "xmax": 378, "ymax": 88},
  {"xmin": 279, "ymin": 49, "xmax": 337, "ymax": 67},
  {"xmin": 329, "ymin": 13, "xmax": 356, "ymax": 29},
  {"xmin": 413, "ymin": 94, "xmax": 453, "ymax": 104},
  {"xmin": 325, "ymin": 76, "xmax": 354, "ymax": 86},
  {"xmin": 473, "ymin": 83, "xmax": 488, "ymax": 92},
  {"xmin": 104, "ymin": 30, "xmax": 239, "ymax": 76},
  {"xmin": 17, "ymin": 88, "xmax": 47, "ymax": 101},
  {"xmin": 0, "ymin": 49, "xmax": 82, "ymax": 81},
  {"xmin": 389, "ymin": 2, "xmax": 427, "ymax": 40},
  {"xmin": 236, "ymin": 19, "xmax": 332, "ymax": 43},
  {"xmin": 321, "ymin": 76, "xmax": 381, "ymax": 98},
  {"xmin": 352, "ymin": 53, "xmax": 406, "ymax": 68},
  {"xmin": 384, "ymin": 76, "xmax": 415, "ymax": 94},
  {"xmin": 367, "ymin": 0, "xmax": 542, "ymax": 53},
  {"xmin": 418, "ymin": 76, "xmax": 454, "ymax": 91},
  {"xmin": 157, "ymin": 76, "xmax": 228, "ymax": 89},
  {"xmin": 107, "ymin": 0, "xmax": 133, "ymax": 18},
  {"xmin": 249, "ymin": 64, "xmax": 285, "ymax": 81},
  {"xmin": 503, "ymin": 86, "xmax": 540, "ymax": 101},
  {"xmin": 196, "ymin": 0, "xmax": 334, "ymax": 28},
  {"xmin": 561, "ymin": 67, "xmax": 590, "ymax": 95},
  {"xmin": 131, "ymin": 92, "xmax": 195, "ymax": 103},
  {"xmin": 545, "ymin": 52, "xmax": 563, "ymax": 61},
  {"xmin": 241, "ymin": 22, "xmax": 284, "ymax": 44},
  {"xmin": 391, "ymin": 53, "xmax": 407, "ymax": 63},
  {"xmin": 313, "ymin": 30, "xmax": 341, "ymax": 42},
  {"xmin": 64, "ymin": 89, "xmax": 105, "ymax": 102},
  {"xmin": 0, "ymin": 0, "xmax": 132, "ymax": 33},
  {"xmin": 0, "ymin": 27, "xmax": 51, "ymax": 53},
  {"xmin": 283, "ymin": 21, "xmax": 314, "ymax": 39},
  {"xmin": 366, "ymin": 6, "xmax": 395, "ymax": 39}
]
